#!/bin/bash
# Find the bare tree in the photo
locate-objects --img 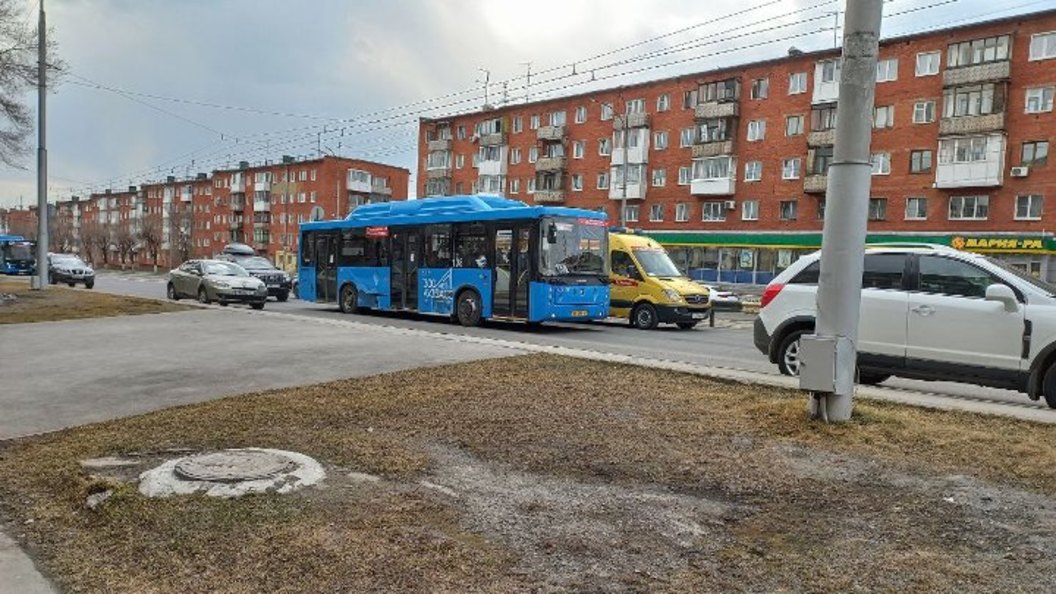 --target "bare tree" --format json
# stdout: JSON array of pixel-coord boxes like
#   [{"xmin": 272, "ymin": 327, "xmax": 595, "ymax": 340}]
[
  {"xmin": 169, "ymin": 209, "xmax": 192, "ymax": 265},
  {"xmin": 80, "ymin": 219, "xmax": 111, "ymax": 267},
  {"xmin": 115, "ymin": 226, "xmax": 135, "ymax": 269},
  {"xmin": 138, "ymin": 212, "xmax": 163, "ymax": 272},
  {"xmin": 0, "ymin": 0, "xmax": 66, "ymax": 168},
  {"xmin": 51, "ymin": 215, "xmax": 75, "ymax": 253}
]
